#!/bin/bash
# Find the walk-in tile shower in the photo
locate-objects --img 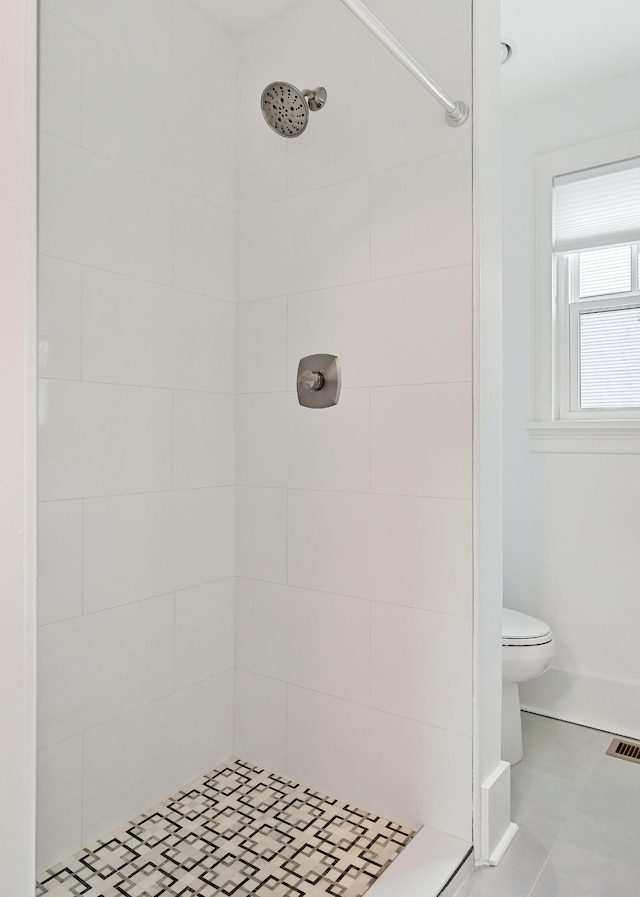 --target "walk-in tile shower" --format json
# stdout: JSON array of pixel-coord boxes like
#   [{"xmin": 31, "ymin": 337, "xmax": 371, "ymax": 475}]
[{"xmin": 36, "ymin": 0, "xmax": 474, "ymax": 892}]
